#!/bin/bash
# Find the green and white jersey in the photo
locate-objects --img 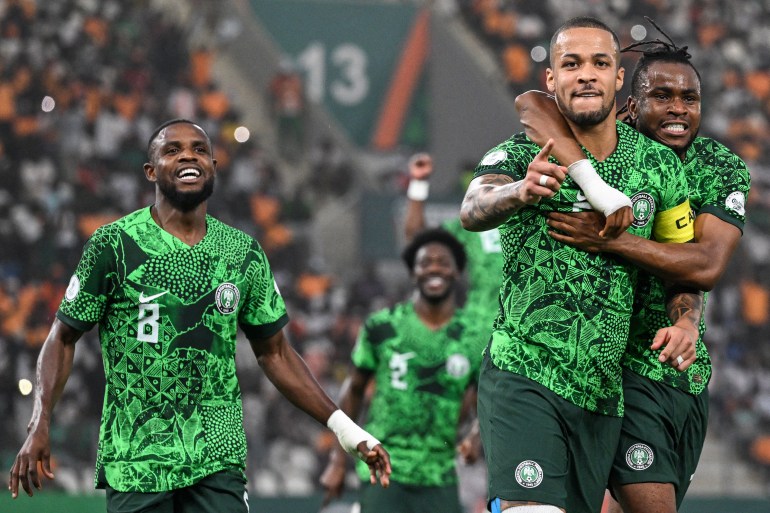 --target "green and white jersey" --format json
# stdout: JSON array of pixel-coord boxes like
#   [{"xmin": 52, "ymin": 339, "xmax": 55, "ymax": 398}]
[
  {"xmin": 57, "ymin": 207, "xmax": 288, "ymax": 492},
  {"xmin": 351, "ymin": 302, "xmax": 479, "ymax": 487},
  {"xmin": 442, "ymin": 218, "xmax": 503, "ymax": 343},
  {"xmin": 627, "ymin": 137, "xmax": 750, "ymax": 395},
  {"xmin": 473, "ymin": 121, "xmax": 693, "ymax": 417}
]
